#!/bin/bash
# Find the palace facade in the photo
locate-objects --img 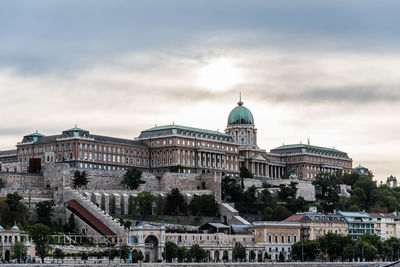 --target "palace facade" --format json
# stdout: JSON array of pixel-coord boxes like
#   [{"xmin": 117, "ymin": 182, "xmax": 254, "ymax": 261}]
[{"xmin": 3, "ymin": 99, "xmax": 352, "ymax": 180}]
